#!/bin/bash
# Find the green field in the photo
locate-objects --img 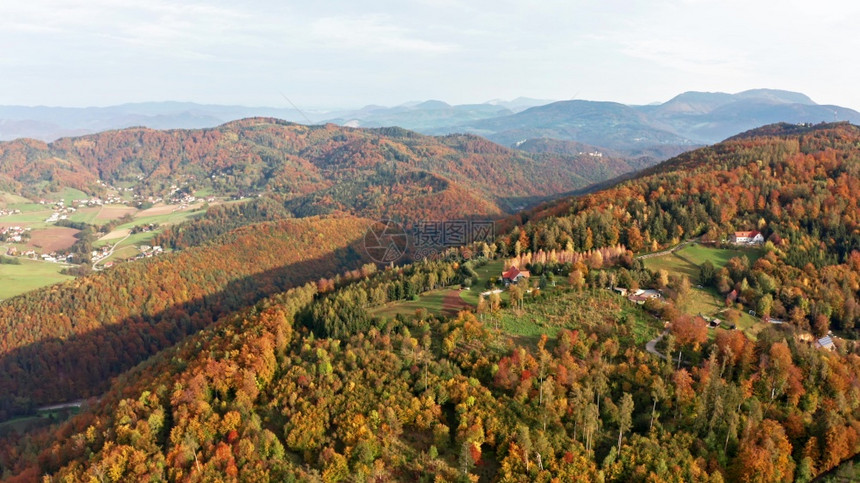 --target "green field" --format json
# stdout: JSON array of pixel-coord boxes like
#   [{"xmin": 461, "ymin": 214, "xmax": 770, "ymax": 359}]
[
  {"xmin": 683, "ymin": 287, "xmax": 723, "ymax": 316},
  {"xmin": 458, "ymin": 259, "xmax": 567, "ymax": 307},
  {"xmin": 100, "ymin": 245, "xmax": 141, "ymax": 265},
  {"xmin": 43, "ymin": 187, "xmax": 89, "ymax": 205},
  {"xmin": 0, "ymin": 191, "xmax": 32, "ymax": 206},
  {"xmin": 491, "ymin": 288, "xmax": 661, "ymax": 345},
  {"xmin": 9, "ymin": 203, "xmax": 48, "ymax": 213},
  {"xmin": 0, "ymin": 209, "xmax": 54, "ymax": 226},
  {"xmin": 112, "ymin": 209, "xmax": 204, "ymax": 231},
  {"xmin": 645, "ymin": 243, "xmax": 762, "ymax": 281},
  {"xmin": 367, "ymin": 257, "xmax": 567, "ymax": 326},
  {"xmin": 0, "ymin": 258, "xmax": 74, "ymax": 299},
  {"xmin": 369, "ymin": 288, "xmax": 466, "ymax": 320},
  {"xmin": 459, "ymin": 259, "xmax": 506, "ymax": 306},
  {"xmin": 66, "ymin": 207, "xmax": 103, "ymax": 225},
  {"xmin": 645, "ymin": 243, "xmax": 766, "ymax": 338},
  {"xmin": 93, "ymin": 209, "xmax": 205, "ymax": 248}
]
